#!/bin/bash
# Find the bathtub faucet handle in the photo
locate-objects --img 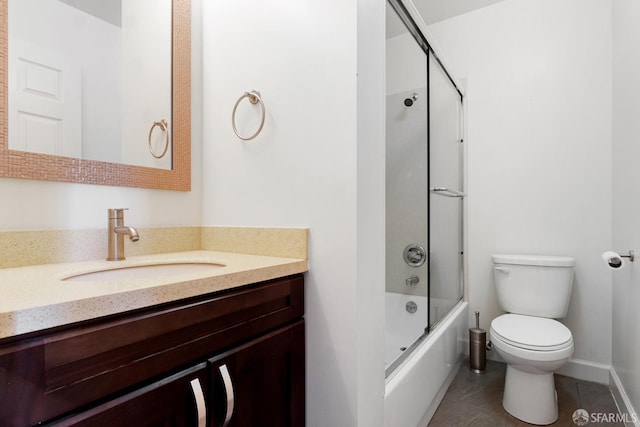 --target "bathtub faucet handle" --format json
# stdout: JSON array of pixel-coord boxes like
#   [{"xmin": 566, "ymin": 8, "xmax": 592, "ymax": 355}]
[{"xmin": 404, "ymin": 244, "xmax": 426, "ymax": 267}]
